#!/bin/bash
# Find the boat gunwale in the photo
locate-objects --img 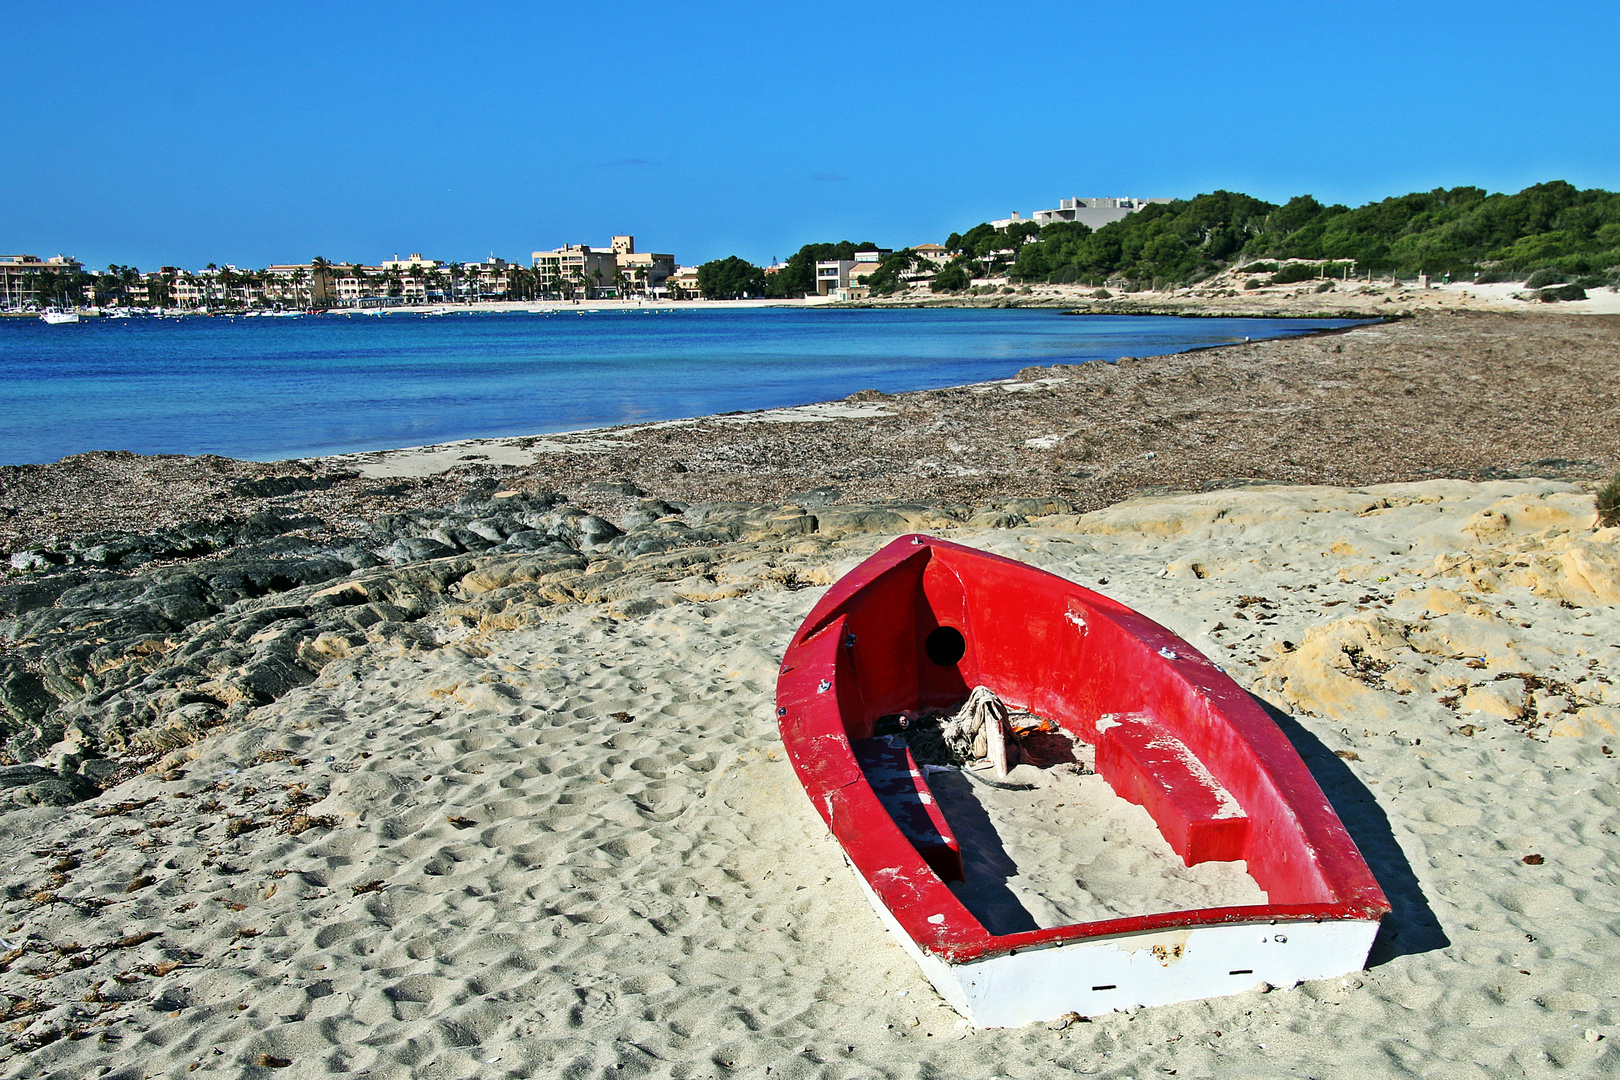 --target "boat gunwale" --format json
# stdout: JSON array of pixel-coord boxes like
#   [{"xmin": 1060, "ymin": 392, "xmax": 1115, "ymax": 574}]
[{"xmin": 776, "ymin": 533, "xmax": 1390, "ymax": 967}]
